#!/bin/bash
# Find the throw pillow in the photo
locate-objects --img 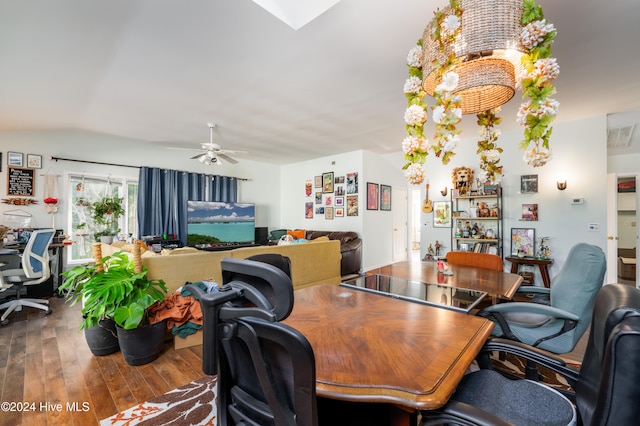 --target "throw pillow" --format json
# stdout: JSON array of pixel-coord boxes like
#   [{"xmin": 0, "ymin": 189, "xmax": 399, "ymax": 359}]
[{"xmin": 287, "ymin": 229, "xmax": 306, "ymax": 239}]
